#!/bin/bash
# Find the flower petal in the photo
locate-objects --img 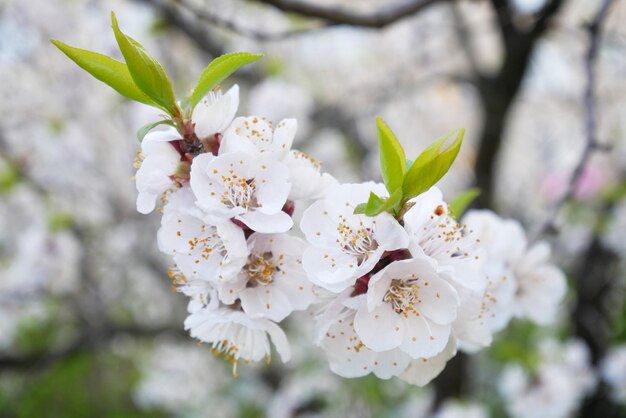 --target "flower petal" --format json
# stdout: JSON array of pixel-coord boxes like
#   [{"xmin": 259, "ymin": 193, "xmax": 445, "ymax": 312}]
[{"xmin": 354, "ymin": 304, "xmax": 405, "ymax": 352}]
